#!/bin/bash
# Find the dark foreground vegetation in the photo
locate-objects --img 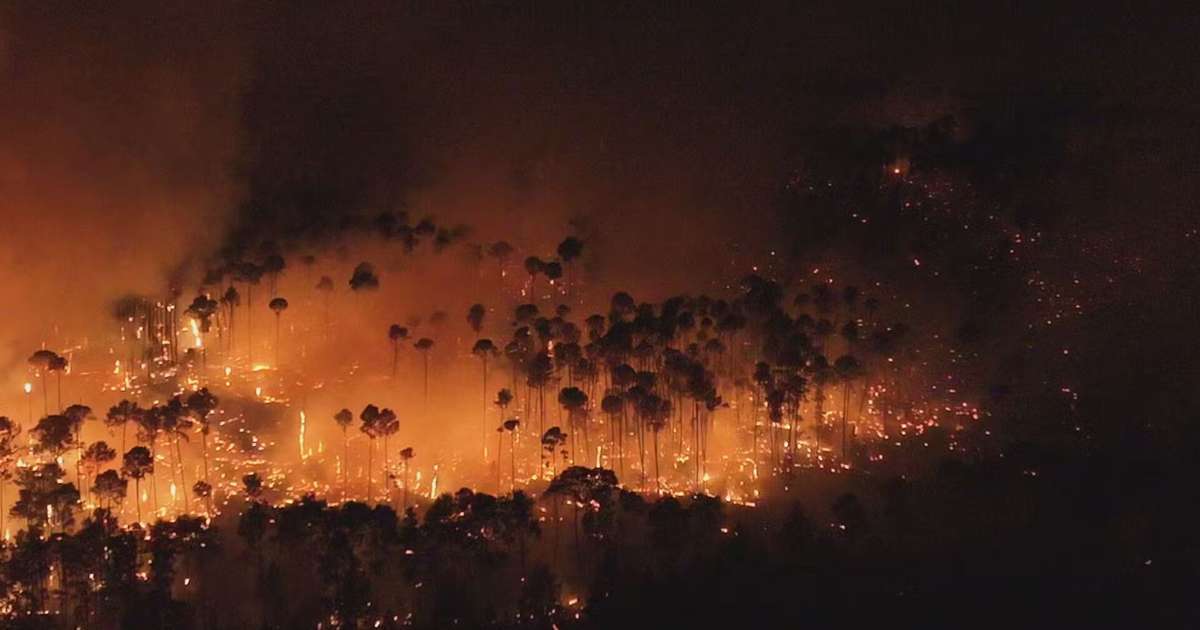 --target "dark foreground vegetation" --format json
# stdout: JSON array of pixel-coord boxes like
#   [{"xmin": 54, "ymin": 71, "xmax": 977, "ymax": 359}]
[{"xmin": 3, "ymin": 424, "xmax": 1195, "ymax": 629}]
